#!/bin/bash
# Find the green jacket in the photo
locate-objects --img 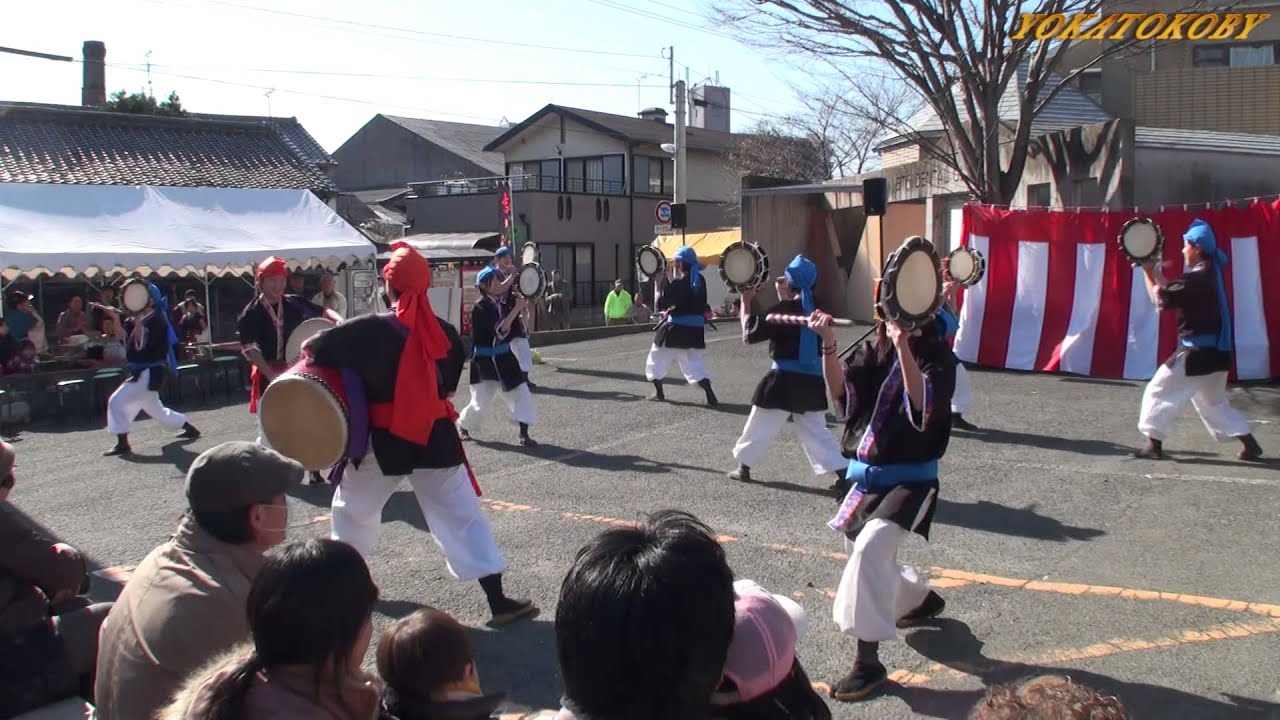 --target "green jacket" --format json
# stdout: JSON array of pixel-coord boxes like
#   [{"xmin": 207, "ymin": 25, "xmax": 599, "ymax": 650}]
[{"xmin": 604, "ymin": 289, "xmax": 633, "ymax": 319}]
